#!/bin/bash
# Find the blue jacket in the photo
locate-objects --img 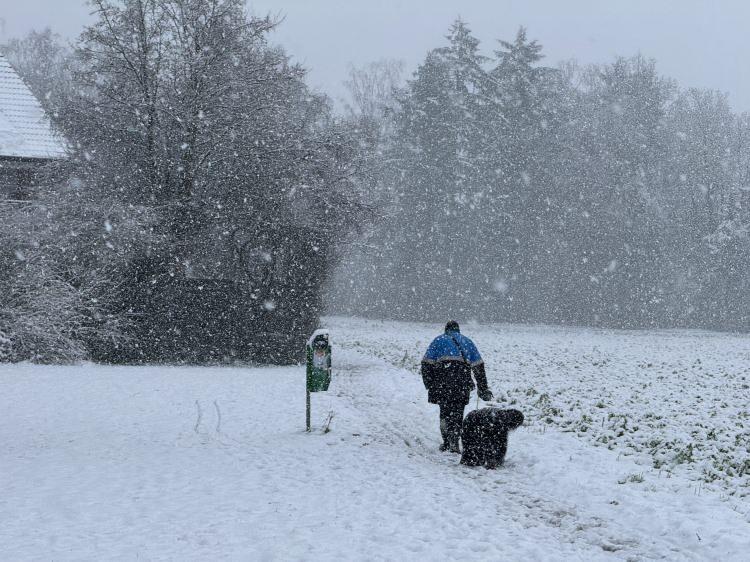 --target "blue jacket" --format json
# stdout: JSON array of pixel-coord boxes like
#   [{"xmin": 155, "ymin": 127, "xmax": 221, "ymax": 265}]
[{"xmin": 421, "ymin": 329, "xmax": 487, "ymax": 405}]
